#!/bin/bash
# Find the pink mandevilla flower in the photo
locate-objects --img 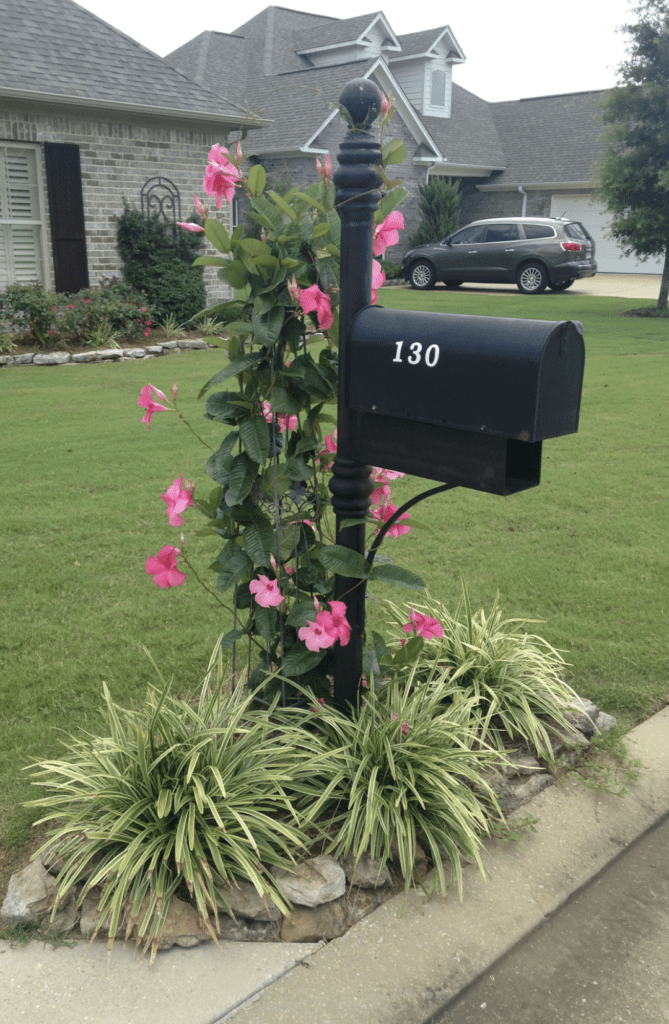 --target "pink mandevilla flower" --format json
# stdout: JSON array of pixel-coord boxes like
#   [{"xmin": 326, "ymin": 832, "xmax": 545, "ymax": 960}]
[
  {"xmin": 373, "ymin": 467, "xmax": 405, "ymax": 483},
  {"xmin": 320, "ymin": 429, "xmax": 337, "ymax": 463},
  {"xmin": 298, "ymin": 617, "xmax": 333, "ymax": 652},
  {"xmin": 177, "ymin": 221, "xmax": 204, "ymax": 233},
  {"xmin": 145, "ymin": 546, "xmax": 186, "ymax": 588},
  {"xmin": 203, "ymin": 143, "xmax": 241, "ymax": 208},
  {"xmin": 371, "ymin": 501, "xmax": 411, "ymax": 538},
  {"xmin": 370, "ymin": 481, "xmax": 391, "ymax": 506},
  {"xmin": 402, "ymin": 607, "xmax": 444, "ymax": 640},
  {"xmin": 138, "ymin": 384, "xmax": 170, "ymax": 429},
  {"xmin": 316, "ymin": 153, "xmax": 332, "ymax": 184},
  {"xmin": 373, "ymin": 211, "xmax": 404, "ymax": 257},
  {"xmin": 298, "ymin": 283, "xmax": 334, "ymax": 330},
  {"xmin": 262, "ymin": 400, "xmax": 298, "ymax": 433},
  {"xmin": 249, "ymin": 574, "xmax": 284, "ymax": 608},
  {"xmin": 319, "ymin": 600, "xmax": 351, "ymax": 647},
  {"xmin": 235, "ymin": 140, "xmax": 243, "ymax": 167},
  {"xmin": 161, "ymin": 475, "xmax": 193, "ymax": 527},
  {"xmin": 381, "ymin": 92, "xmax": 392, "ymax": 117},
  {"xmin": 391, "ymin": 712, "xmax": 410, "ymax": 735},
  {"xmin": 371, "ymin": 260, "xmax": 385, "ymax": 305}
]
